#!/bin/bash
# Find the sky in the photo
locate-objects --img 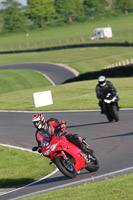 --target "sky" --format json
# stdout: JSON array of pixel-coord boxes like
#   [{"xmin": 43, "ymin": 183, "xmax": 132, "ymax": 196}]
[
  {"xmin": 0, "ymin": 0, "xmax": 27, "ymax": 7},
  {"xmin": 17, "ymin": 0, "xmax": 27, "ymax": 6}
]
